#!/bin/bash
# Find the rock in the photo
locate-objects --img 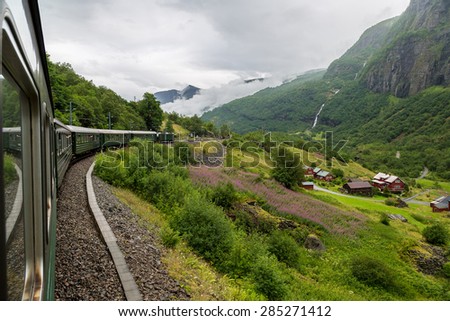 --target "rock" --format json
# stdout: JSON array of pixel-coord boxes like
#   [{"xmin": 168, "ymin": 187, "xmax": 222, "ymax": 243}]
[
  {"xmin": 387, "ymin": 214, "xmax": 408, "ymax": 222},
  {"xmin": 406, "ymin": 244, "xmax": 447, "ymax": 275},
  {"xmin": 304, "ymin": 234, "xmax": 326, "ymax": 252}
]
